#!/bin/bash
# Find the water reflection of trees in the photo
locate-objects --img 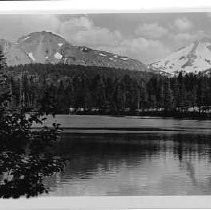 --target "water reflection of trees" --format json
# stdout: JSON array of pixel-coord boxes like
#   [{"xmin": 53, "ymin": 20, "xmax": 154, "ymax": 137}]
[
  {"xmin": 48, "ymin": 133, "xmax": 211, "ymax": 187},
  {"xmin": 172, "ymin": 134, "xmax": 211, "ymax": 162},
  {"xmin": 49, "ymin": 134, "xmax": 163, "ymax": 181}
]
